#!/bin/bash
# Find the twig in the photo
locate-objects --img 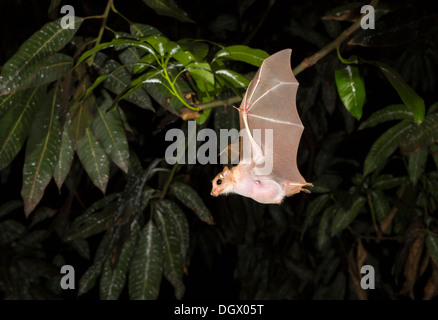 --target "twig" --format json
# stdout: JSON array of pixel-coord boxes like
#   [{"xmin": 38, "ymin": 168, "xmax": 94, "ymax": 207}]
[
  {"xmin": 293, "ymin": 0, "xmax": 379, "ymax": 75},
  {"xmin": 87, "ymin": 0, "xmax": 113, "ymax": 67}
]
